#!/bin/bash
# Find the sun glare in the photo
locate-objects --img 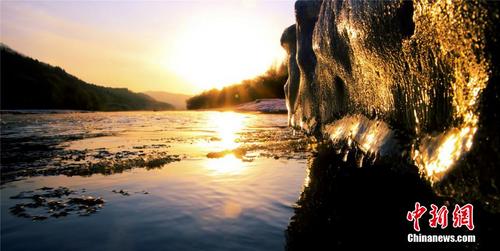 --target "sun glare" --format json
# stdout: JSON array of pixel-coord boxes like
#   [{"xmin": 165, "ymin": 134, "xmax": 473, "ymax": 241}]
[
  {"xmin": 166, "ymin": 11, "xmax": 284, "ymax": 91},
  {"xmin": 200, "ymin": 112, "xmax": 248, "ymax": 175},
  {"xmin": 210, "ymin": 112, "xmax": 246, "ymax": 150}
]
